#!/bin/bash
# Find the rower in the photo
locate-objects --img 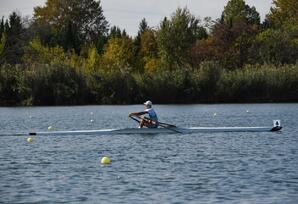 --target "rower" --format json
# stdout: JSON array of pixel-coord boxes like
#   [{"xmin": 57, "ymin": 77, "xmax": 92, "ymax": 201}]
[{"xmin": 129, "ymin": 100, "xmax": 159, "ymax": 128}]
